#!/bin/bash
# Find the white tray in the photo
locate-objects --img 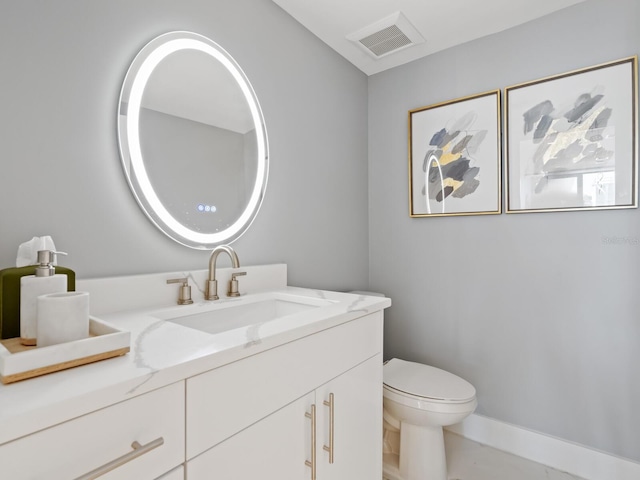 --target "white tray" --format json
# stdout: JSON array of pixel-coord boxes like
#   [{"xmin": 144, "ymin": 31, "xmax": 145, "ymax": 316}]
[{"xmin": 0, "ymin": 316, "xmax": 130, "ymax": 384}]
